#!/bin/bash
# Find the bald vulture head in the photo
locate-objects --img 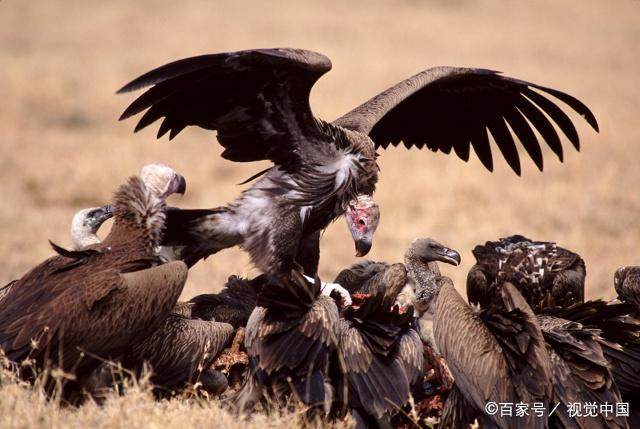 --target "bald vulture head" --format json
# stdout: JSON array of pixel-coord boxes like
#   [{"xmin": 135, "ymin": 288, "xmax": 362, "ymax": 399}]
[
  {"xmin": 70, "ymin": 163, "xmax": 185, "ymax": 250},
  {"xmin": 70, "ymin": 205, "xmax": 114, "ymax": 250},
  {"xmin": 139, "ymin": 163, "xmax": 187, "ymax": 199},
  {"xmin": 344, "ymin": 194, "xmax": 380, "ymax": 257}
]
